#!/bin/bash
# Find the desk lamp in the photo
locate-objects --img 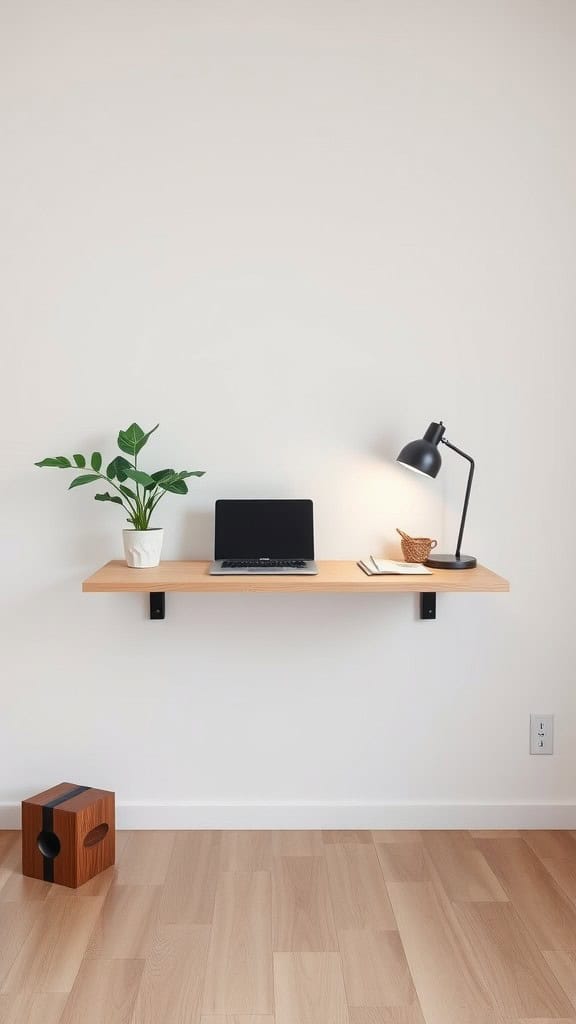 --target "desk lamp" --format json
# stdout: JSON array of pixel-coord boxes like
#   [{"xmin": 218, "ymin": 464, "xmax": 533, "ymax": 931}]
[{"xmin": 396, "ymin": 421, "xmax": 476, "ymax": 569}]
